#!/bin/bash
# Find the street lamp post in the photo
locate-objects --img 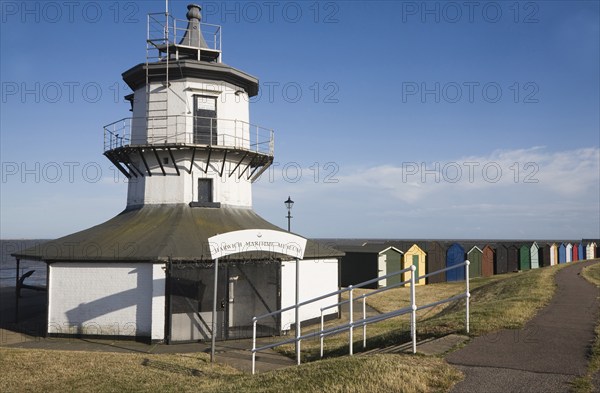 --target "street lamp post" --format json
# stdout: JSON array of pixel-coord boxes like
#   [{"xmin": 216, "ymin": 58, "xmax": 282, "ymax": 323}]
[
  {"xmin": 284, "ymin": 196, "xmax": 294, "ymax": 232},
  {"xmin": 284, "ymin": 196, "xmax": 301, "ymax": 363}
]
